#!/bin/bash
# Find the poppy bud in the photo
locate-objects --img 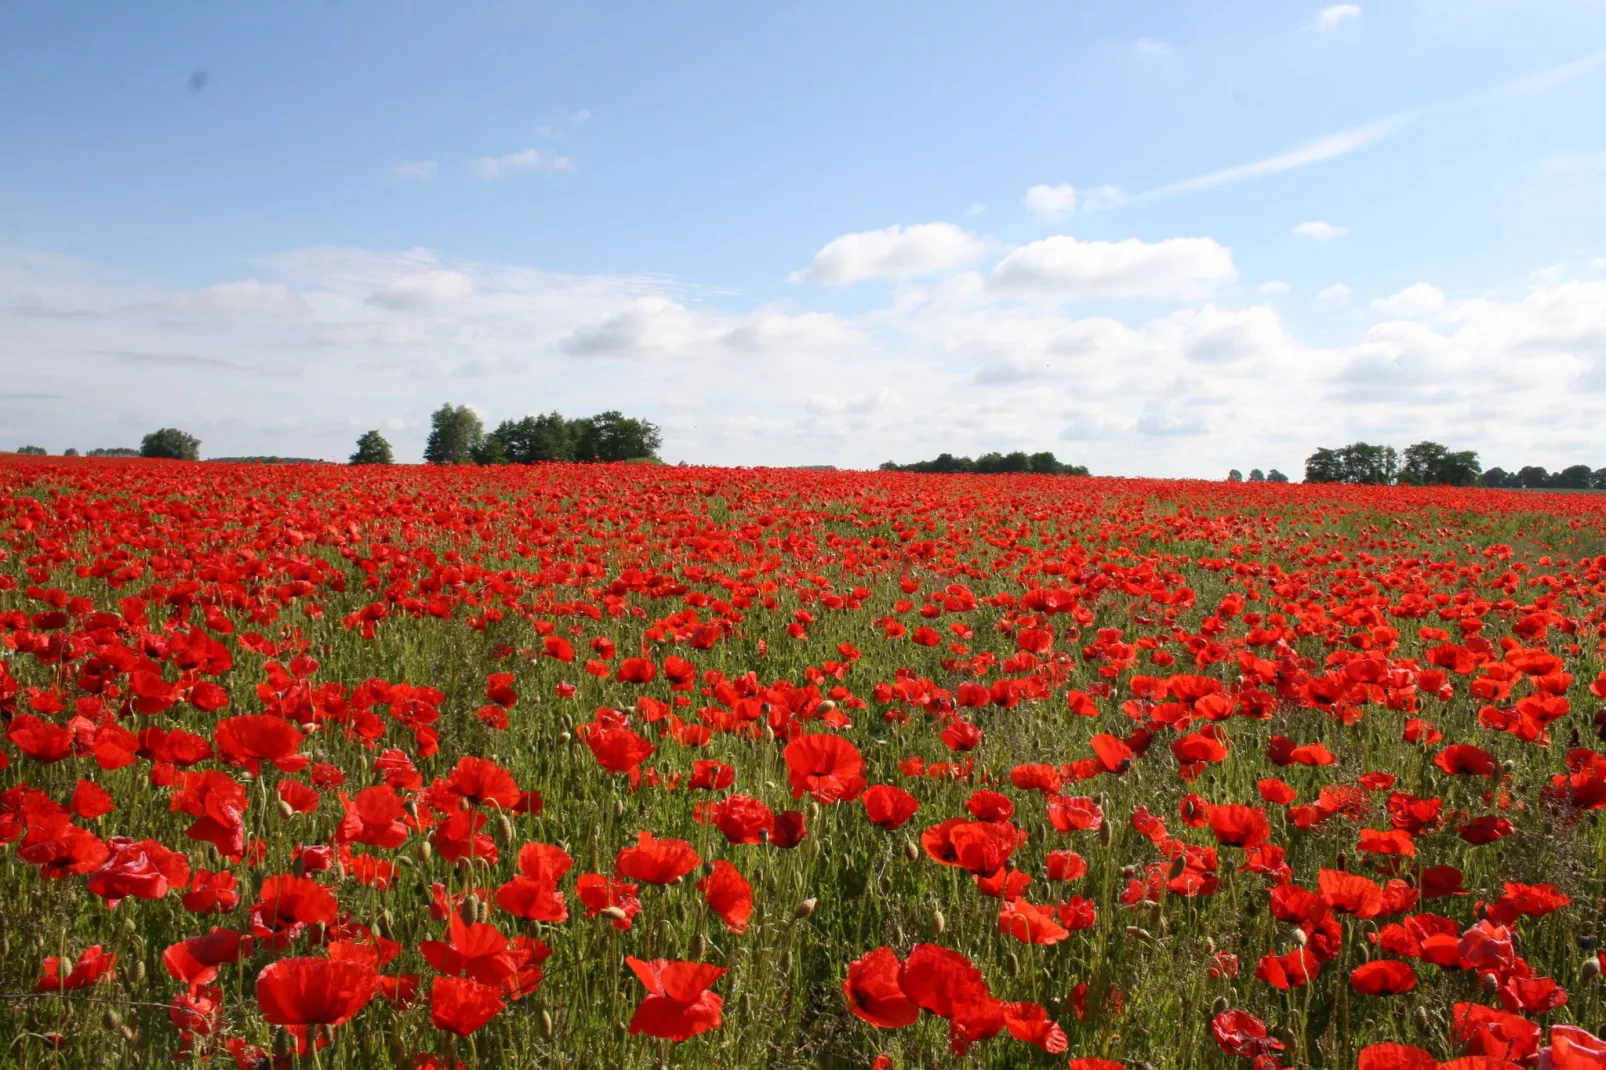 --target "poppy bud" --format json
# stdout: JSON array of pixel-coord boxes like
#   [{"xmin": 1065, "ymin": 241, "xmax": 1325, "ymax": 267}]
[
  {"xmin": 689, "ymin": 932, "xmax": 707, "ymax": 958},
  {"xmin": 1126, "ymin": 926, "xmax": 1152, "ymax": 941},
  {"xmin": 1415, "ymin": 1007, "xmax": 1433, "ymax": 1032},
  {"xmin": 1583, "ymin": 957, "xmax": 1603, "ymax": 981},
  {"xmin": 808, "ymin": 801, "xmax": 821, "ymax": 821},
  {"xmin": 290, "ymin": 854, "xmax": 306, "ymax": 879},
  {"xmin": 763, "ymin": 723, "xmax": 776, "ymax": 743},
  {"xmin": 1120, "ymin": 865, "xmax": 1137, "ymax": 878},
  {"xmin": 878, "ymin": 874, "xmax": 894, "ymax": 895},
  {"xmin": 600, "ymin": 906, "xmax": 629, "ymax": 923},
  {"xmin": 932, "ymin": 907, "xmax": 946, "ymax": 935},
  {"xmin": 415, "ymin": 840, "xmax": 433, "ymax": 863},
  {"xmin": 1167, "ymin": 855, "xmax": 1187, "ymax": 880},
  {"xmin": 133, "ymin": 960, "xmax": 146, "ymax": 984},
  {"xmin": 559, "ymin": 731, "xmax": 572, "ymax": 744},
  {"xmin": 794, "ymin": 898, "xmax": 818, "ymax": 919},
  {"xmin": 1501, "ymin": 759, "xmax": 1516, "ymax": 773},
  {"xmin": 1335, "ymin": 851, "xmax": 1347, "ymax": 872},
  {"xmin": 904, "ymin": 840, "xmax": 920, "ymax": 861},
  {"xmin": 780, "ymin": 950, "xmax": 793, "ymax": 973},
  {"xmin": 497, "ymin": 814, "xmax": 515, "ymax": 844},
  {"xmin": 102, "ymin": 1010, "xmax": 123, "ymax": 1031},
  {"xmin": 613, "ymin": 799, "xmax": 625, "ymax": 819},
  {"xmin": 1211, "ymin": 996, "xmax": 1228, "ymax": 1015},
  {"xmin": 377, "ymin": 909, "xmax": 395, "ymax": 939},
  {"xmin": 1579, "ymin": 934, "xmax": 1601, "ymax": 951},
  {"xmin": 541, "ymin": 1009, "xmax": 554, "ymax": 1038},
  {"xmin": 1099, "ymin": 822, "xmax": 1113, "ymax": 847},
  {"xmin": 277, "ymin": 798, "xmax": 295, "ymax": 820},
  {"xmin": 1479, "ymin": 971, "xmax": 1500, "ymax": 991},
  {"xmin": 1007, "ymin": 952, "xmax": 1021, "ymax": 977}
]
